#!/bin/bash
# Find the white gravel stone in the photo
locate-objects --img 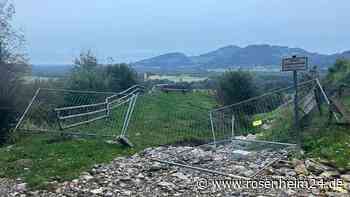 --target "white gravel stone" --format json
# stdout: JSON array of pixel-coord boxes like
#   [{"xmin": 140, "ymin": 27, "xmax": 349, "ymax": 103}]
[{"xmin": 1, "ymin": 141, "xmax": 348, "ymax": 196}]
